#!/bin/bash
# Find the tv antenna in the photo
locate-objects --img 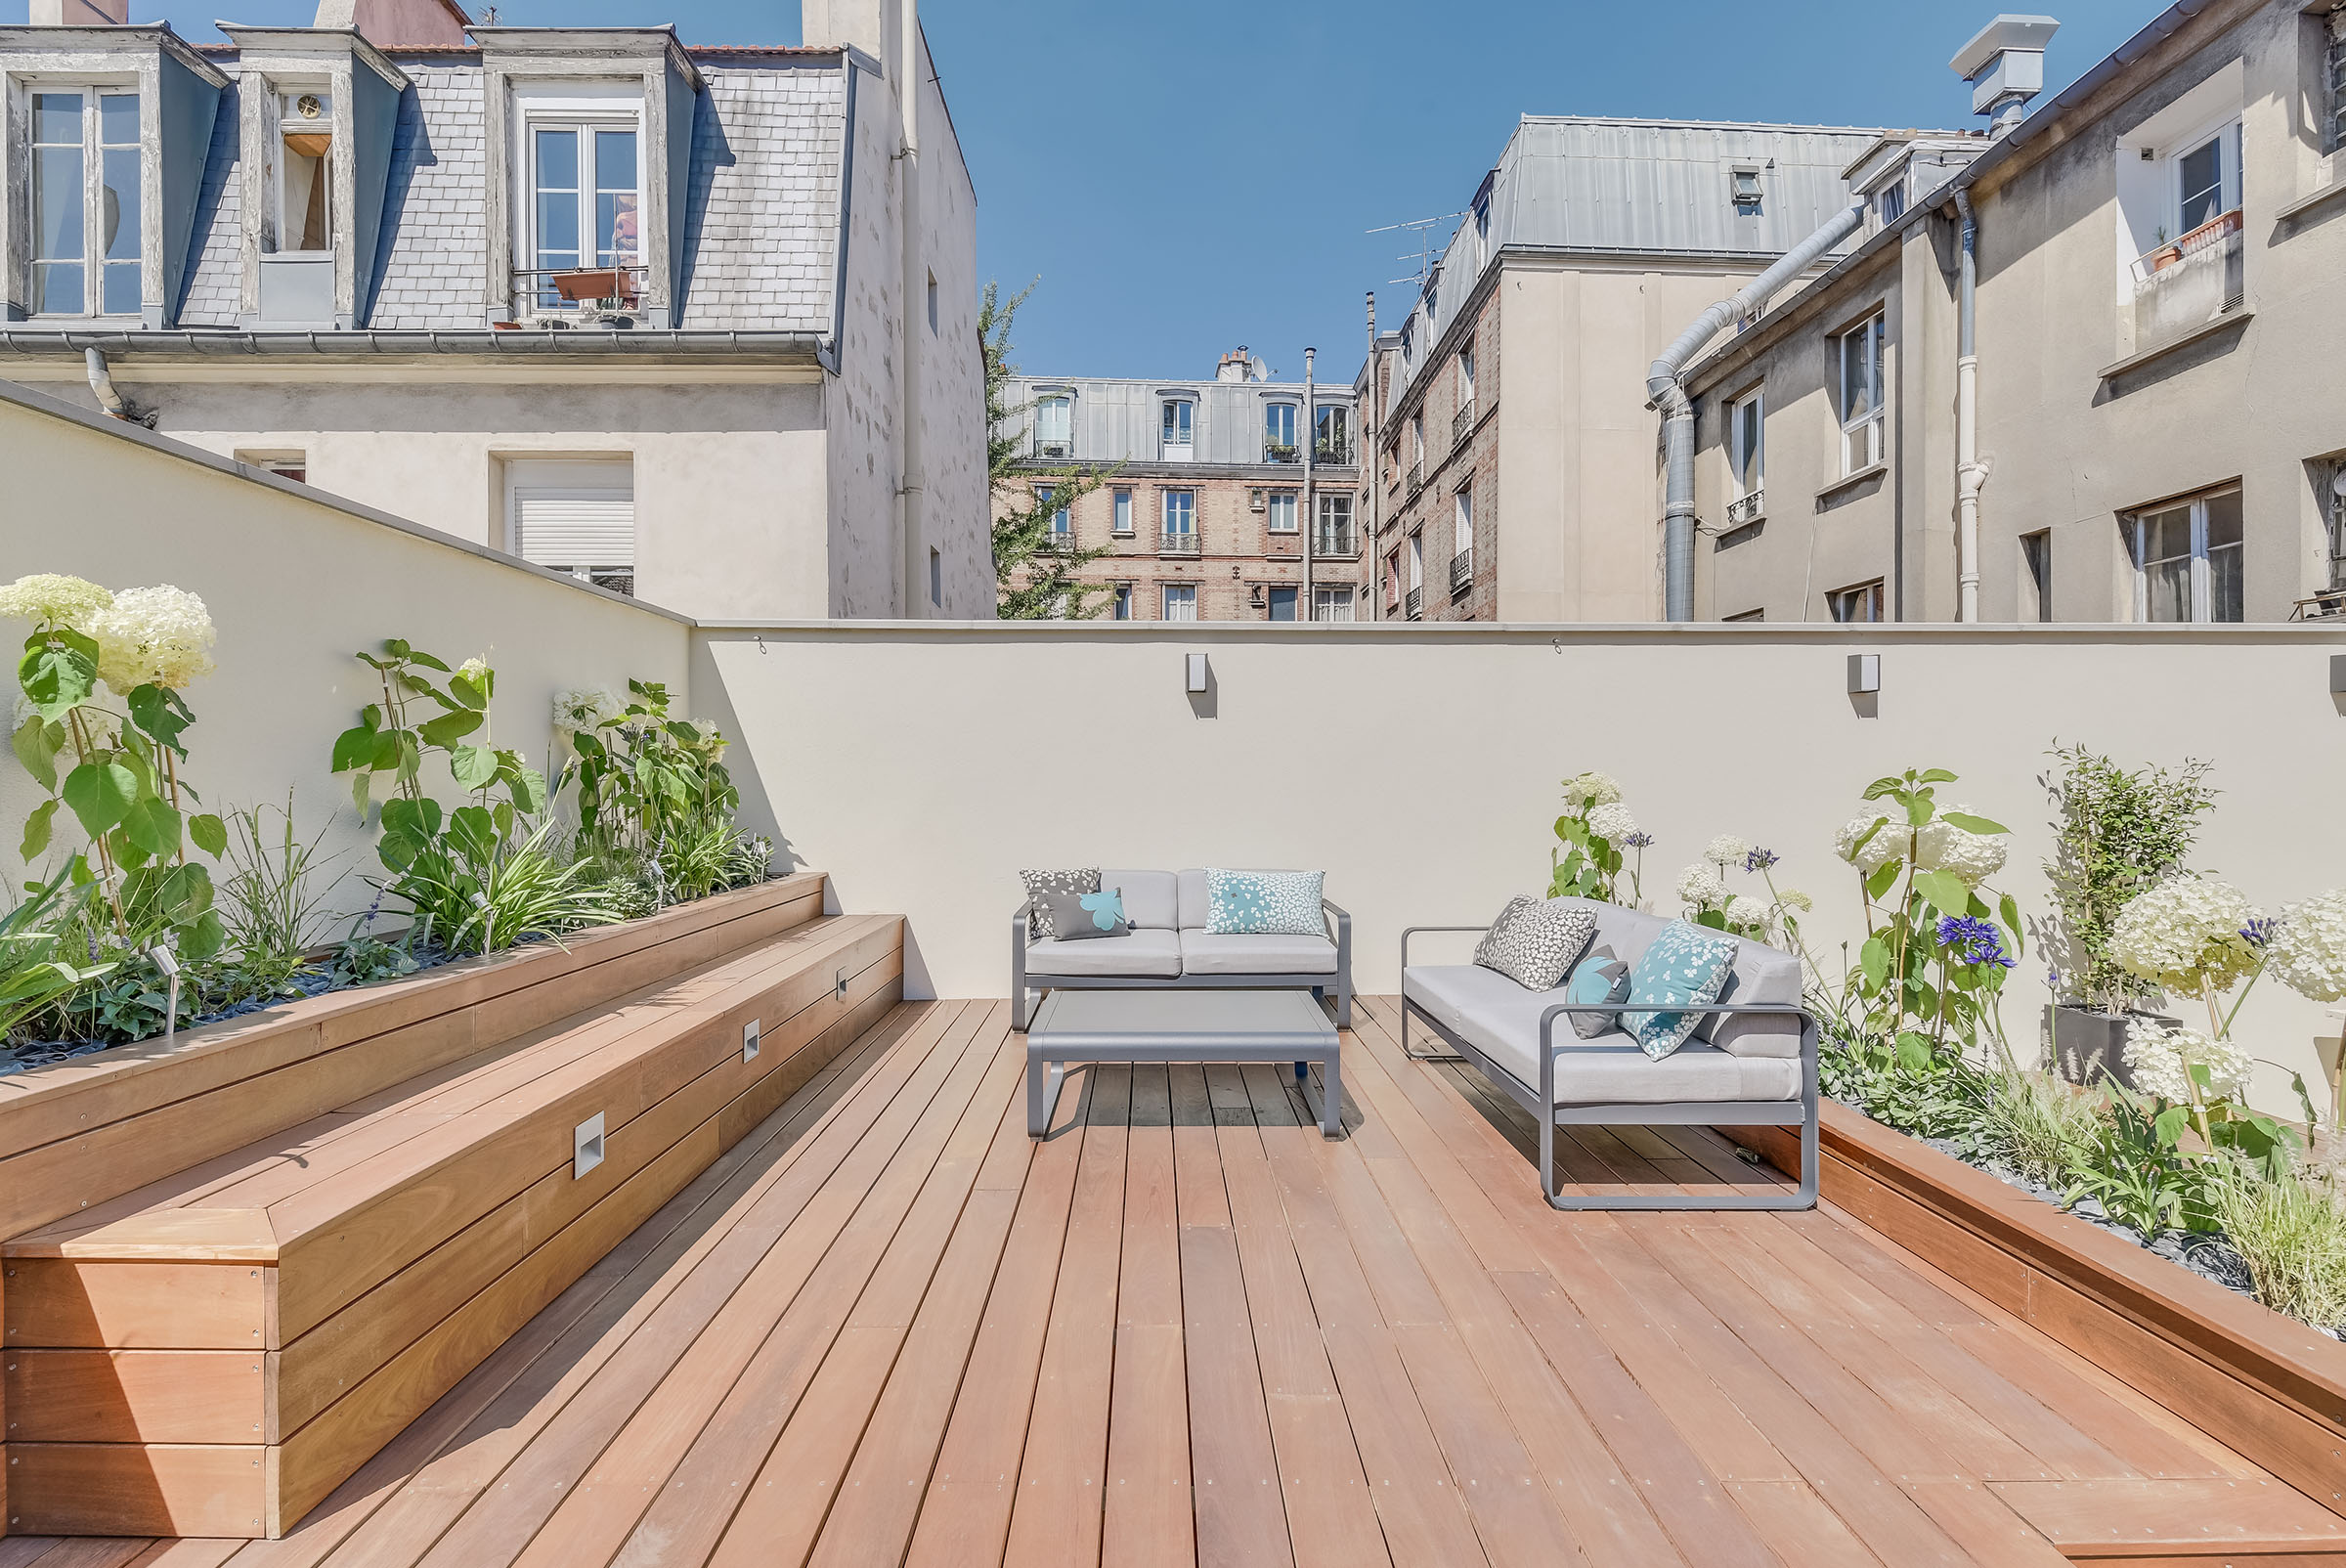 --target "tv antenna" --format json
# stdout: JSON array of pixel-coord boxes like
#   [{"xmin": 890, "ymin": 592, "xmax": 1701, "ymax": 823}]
[{"xmin": 1367, "ymin": 210, "xmax": 1468, "ymax": 287}]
